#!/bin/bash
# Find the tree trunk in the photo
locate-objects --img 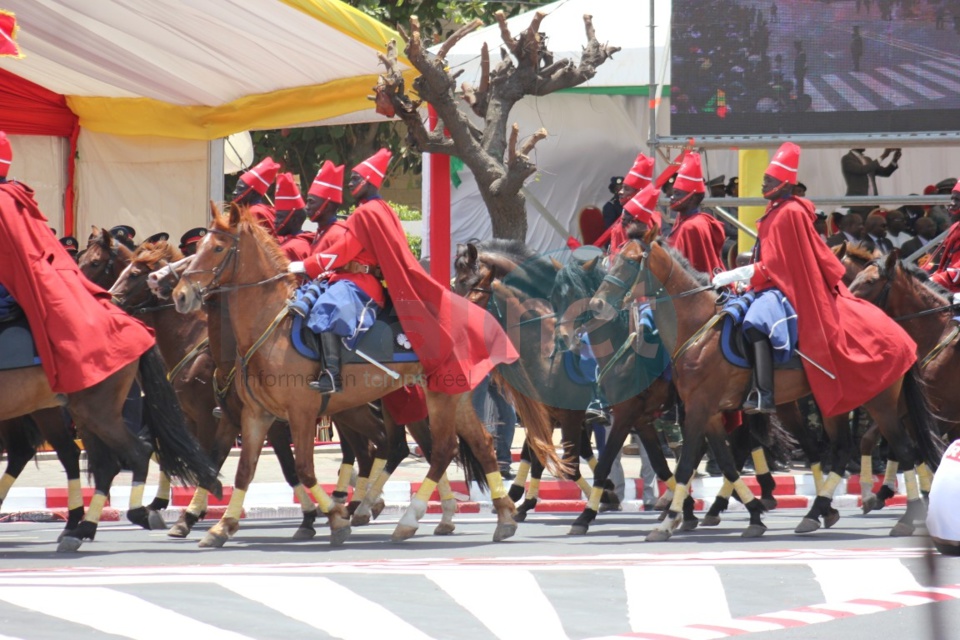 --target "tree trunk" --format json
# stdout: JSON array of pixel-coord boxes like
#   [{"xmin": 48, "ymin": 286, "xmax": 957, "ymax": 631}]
[{"xmin": 484, "ymin": 189, "xmax": 527, "ymax": 241}]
